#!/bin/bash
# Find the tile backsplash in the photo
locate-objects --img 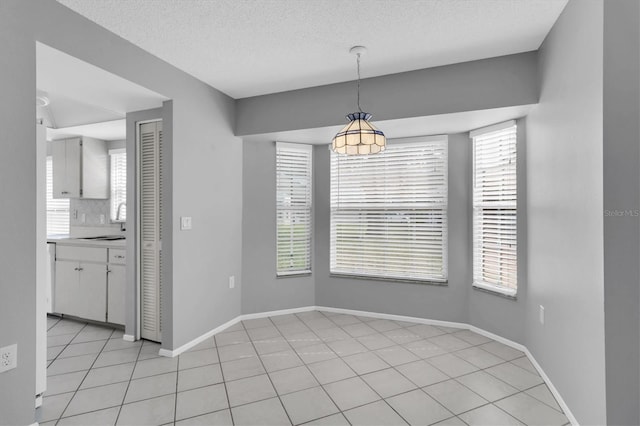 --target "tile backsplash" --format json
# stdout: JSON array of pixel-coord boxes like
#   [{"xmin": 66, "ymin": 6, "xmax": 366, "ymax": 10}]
[{"xmin": 69, "ymin": 198, "xmax": 124, "ymax": 236}]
